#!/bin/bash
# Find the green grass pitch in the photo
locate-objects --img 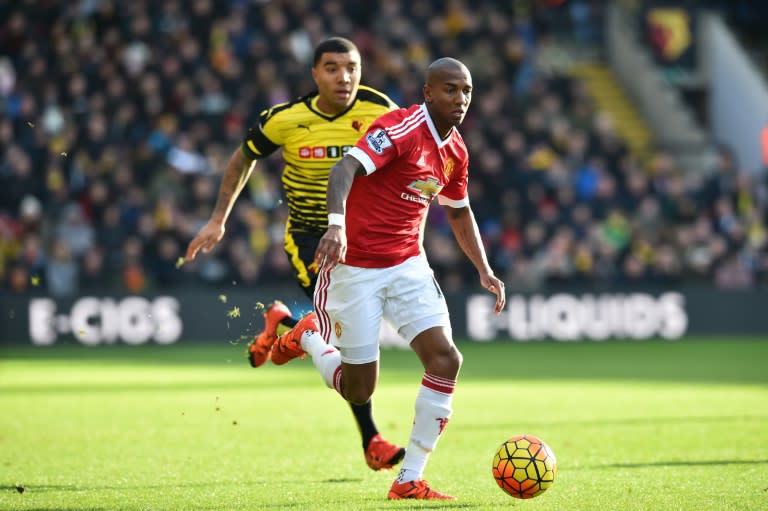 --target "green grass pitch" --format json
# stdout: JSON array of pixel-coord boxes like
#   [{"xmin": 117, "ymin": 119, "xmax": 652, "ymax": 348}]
[{"xmin": 1, "ymin": 338, "xmax": 767, "ymax": 510}]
